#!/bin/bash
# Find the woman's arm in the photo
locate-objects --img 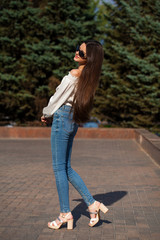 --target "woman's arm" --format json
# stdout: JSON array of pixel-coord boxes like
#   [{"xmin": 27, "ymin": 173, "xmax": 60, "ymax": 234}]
[{"xmin": 42, "ymin": 73, "xmax": 77, "ymax": 118}]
